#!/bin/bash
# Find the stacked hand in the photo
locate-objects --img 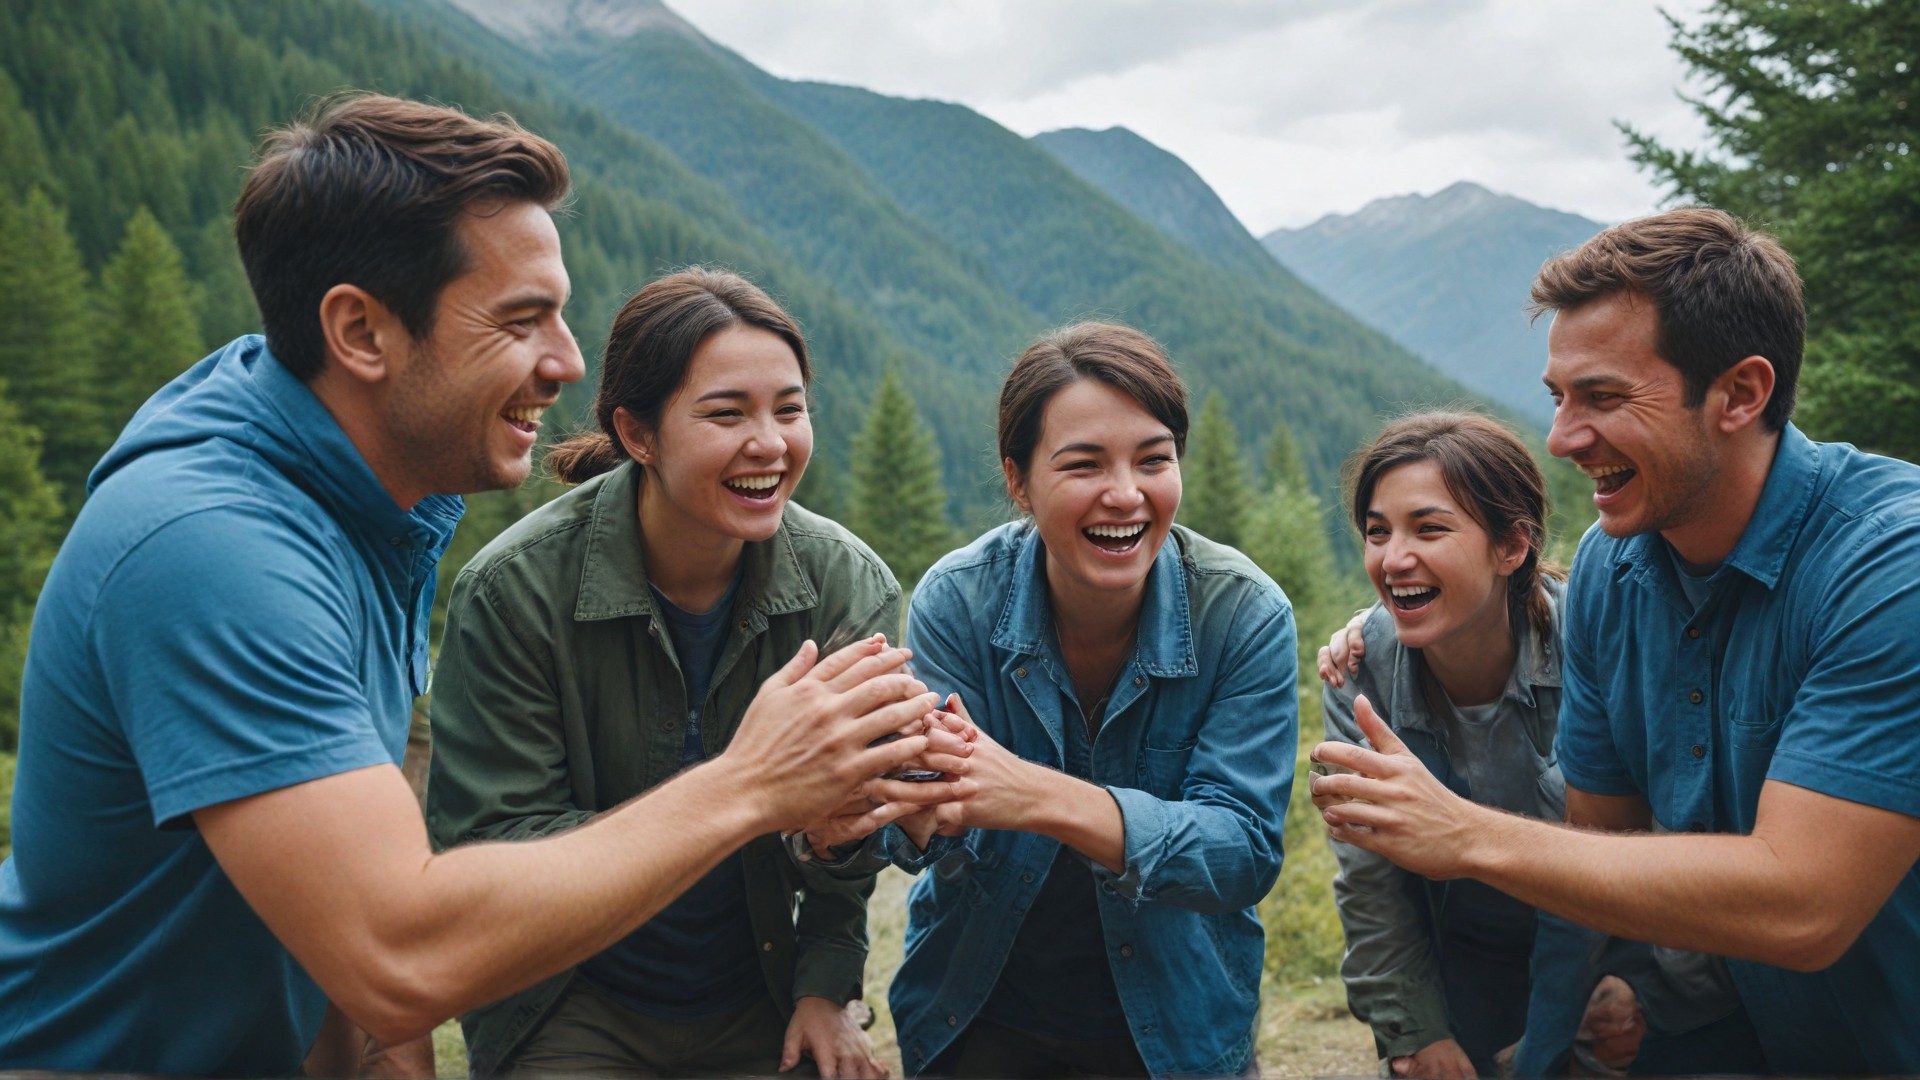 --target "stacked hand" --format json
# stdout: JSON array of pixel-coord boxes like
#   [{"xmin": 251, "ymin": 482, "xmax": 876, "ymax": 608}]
[
  {"xmin": 1391, "ymin": 1037, "xmax": 1475, "ymax": 1079},
  {"xmin": 1315, "ymin": 609, "xmax": 1369, "ymax": 687},
  {"xmin": 722, "ymin": 634, "xmax": 950, "ymax": 836}
]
